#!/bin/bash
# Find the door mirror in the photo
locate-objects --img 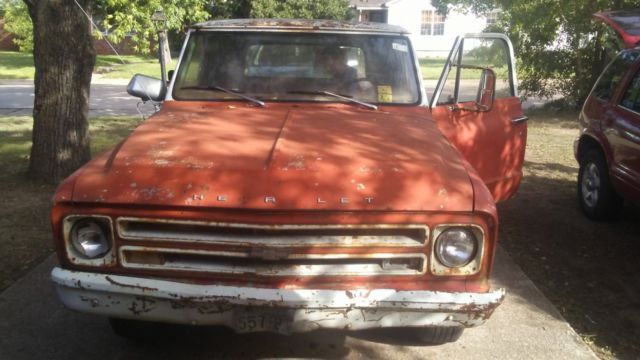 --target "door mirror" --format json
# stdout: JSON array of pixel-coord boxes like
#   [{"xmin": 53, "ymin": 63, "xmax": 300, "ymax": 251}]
[
  {"xmin": 127, "ymin": 74, "xmax": 165, "ymax": 102},
  {"xmin": 450, "ymin": 65, "xmax": 496, "ymax": 112},
  {"xmin": 476, "ymin": 67, "xmax": 496, "ymax": 112}
]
